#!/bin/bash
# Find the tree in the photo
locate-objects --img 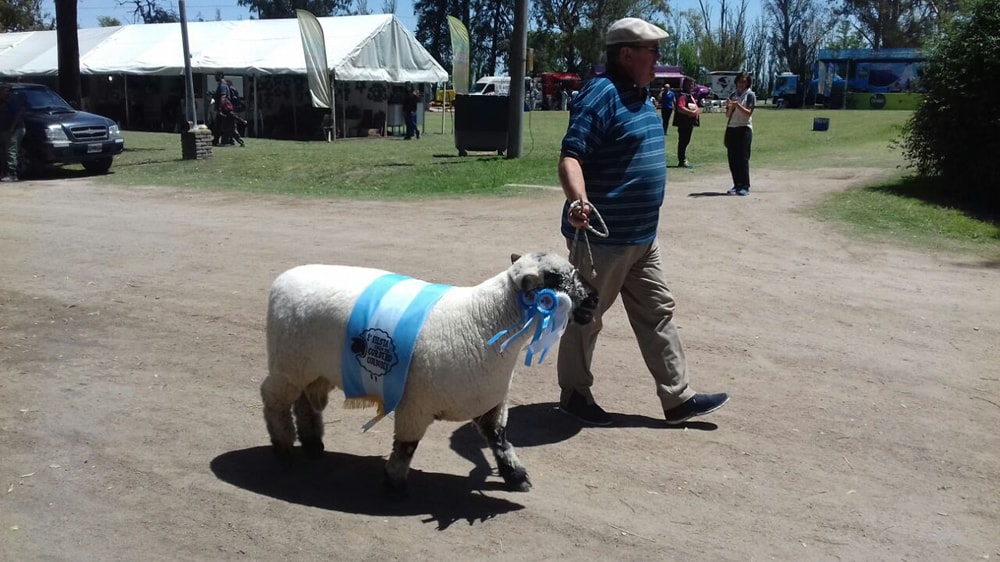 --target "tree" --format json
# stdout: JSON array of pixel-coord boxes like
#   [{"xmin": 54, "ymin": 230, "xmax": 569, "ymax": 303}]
[
  {"xmin": 414, "ymin": 0, "xmax": 511, "ymax": 80},
  {"xmin": 98, "ymin": 16, "xmax": 122, "ymax": 27},
  {"xmin": 236, "ymin": 1, "xmax": 353, "ymax": 19},
  {"xmin": 686, "ymin": 0, "xmax": 749, "ymax": 71},
  {"xmin": 764, "ymin": 0, "xmax": 827, "ymax": 79},
  {"xmin": 55, "ymin": 2, "xmax": 81, "ymax": 109},
  {"xmin": 900, "ymin": 0, "xmax": 1000, "ymax": 210},
  {"xmin": 744, "ymin": 15, "xmax": 773, "ymax": 95},
  {"xmin": 121, "ymin": 1, "xmax": 179, "ymax": 23},
  {"xmin": 834, "ymin": 0, "xmax": 936, "ymax": 48},
  {"xmin": 823, "ymin": 18, "xmax": 866, "ymax": 49},
  {"xmin": 1, "ymin": 0, "xmax": 46, "ymax": 31},
  {"xmin": 527, "ymin": 0, "xmax": 669, "ymax": 75}
]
